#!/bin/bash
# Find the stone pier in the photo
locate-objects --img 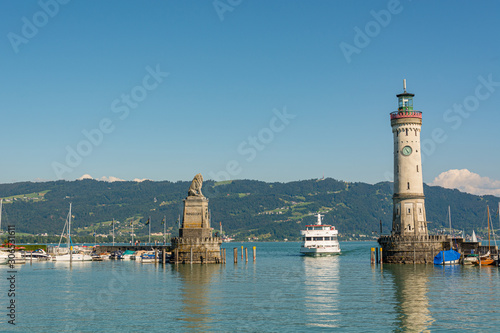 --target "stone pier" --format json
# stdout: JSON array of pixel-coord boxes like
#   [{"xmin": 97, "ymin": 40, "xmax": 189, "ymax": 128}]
[{"xmin": 378, "ymin": 235, "xmax": 449, "ymax": 264}]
